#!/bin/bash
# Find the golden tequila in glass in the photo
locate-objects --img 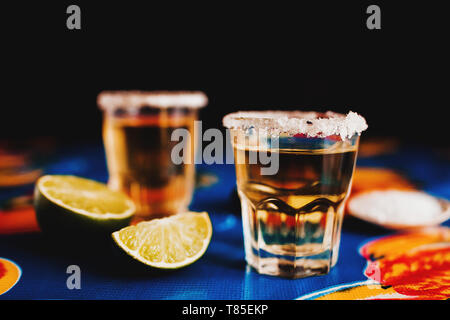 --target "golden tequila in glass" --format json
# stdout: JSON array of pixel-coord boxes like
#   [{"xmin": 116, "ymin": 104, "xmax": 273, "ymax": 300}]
[
  {"xmin": 98, "ymin": 91, "xmax": 207, "ymax": 219},
  {"xmin": 224, "ymin": 111, "xmax": 367, "ymax": 278}
]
